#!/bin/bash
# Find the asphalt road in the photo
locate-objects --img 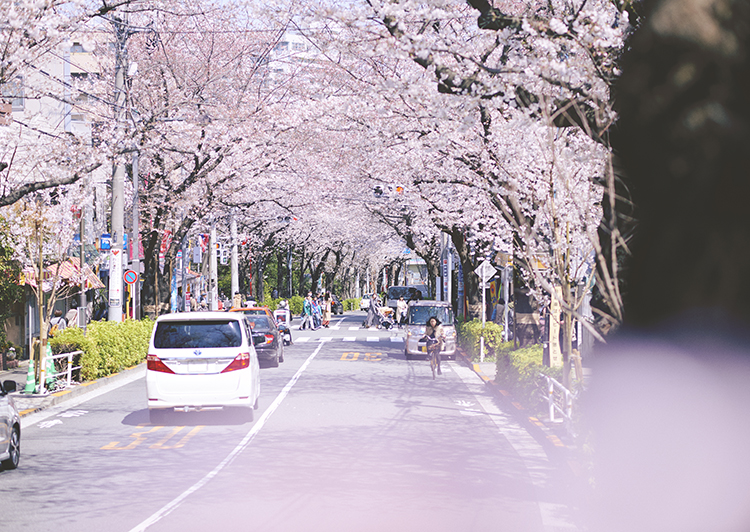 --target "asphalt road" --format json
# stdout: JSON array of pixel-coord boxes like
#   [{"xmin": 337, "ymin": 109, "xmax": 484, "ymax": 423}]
[{"xmin": 0, "ymin": 312, "xmax": 578, "ymax": 532}]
